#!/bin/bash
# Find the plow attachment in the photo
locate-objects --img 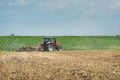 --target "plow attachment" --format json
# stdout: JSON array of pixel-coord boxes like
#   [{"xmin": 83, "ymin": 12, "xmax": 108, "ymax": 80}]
[{"xmin": 16, "ymin": 46, "xmax": 43, "ymax": 52}]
